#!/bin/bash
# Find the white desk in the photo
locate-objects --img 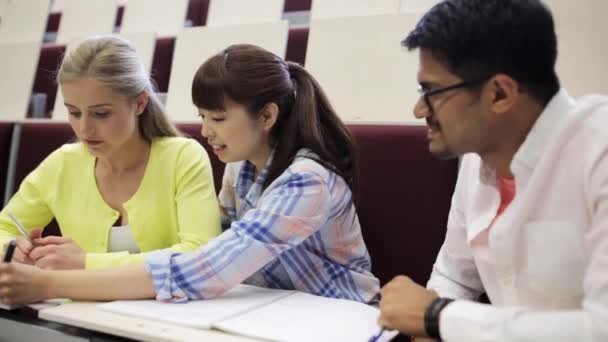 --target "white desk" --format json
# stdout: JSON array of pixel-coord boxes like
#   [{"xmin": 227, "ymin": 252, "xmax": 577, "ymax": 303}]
[{"xmin": 39, "ymin": 302, "xmax": 262, "ymax": 342}]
